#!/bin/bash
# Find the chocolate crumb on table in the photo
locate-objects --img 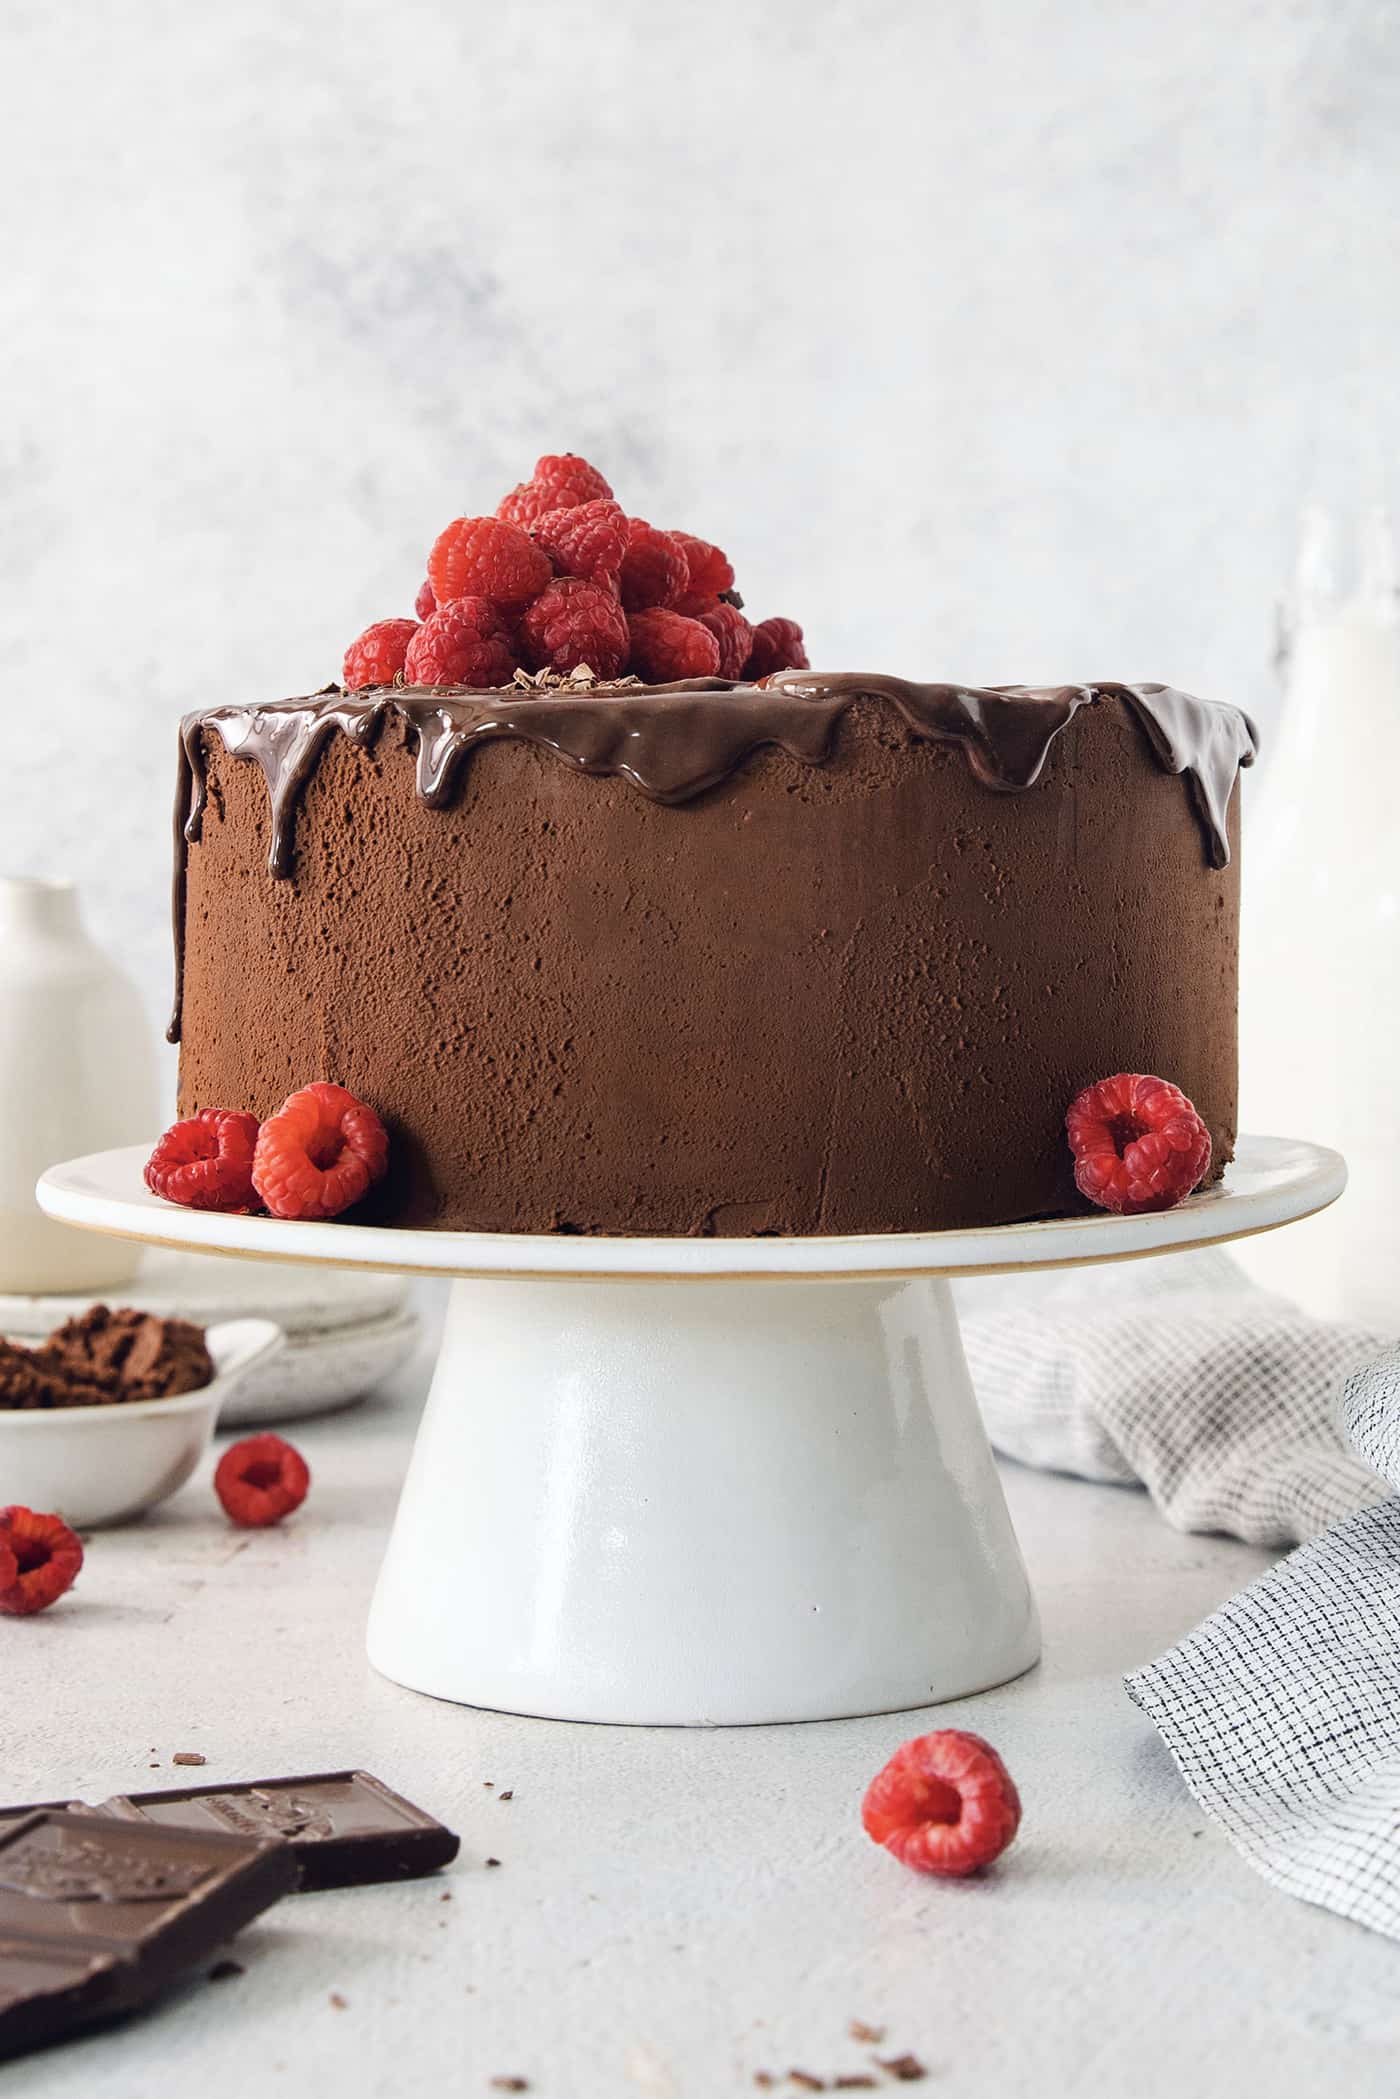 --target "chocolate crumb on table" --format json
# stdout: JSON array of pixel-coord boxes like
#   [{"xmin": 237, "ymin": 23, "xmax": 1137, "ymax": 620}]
[
  {"xmin": 329, "ymin": 1992, "xmax": 348, "ymax": 2010},
  {"xmin": 848, "ymin": 2021, "xmax": 885, "ymax": 2045},
  {"xmin": 833, "ymin": 2080, "xmax": 878, "ymax": 2092},
  {"xmin": 788, "ymin": 2074, "xmax": 826, "ymax": 2092},
  {"xmin": 877, "ymin": 2056, "xmax": 928, "ymax": 2082},
  {"xmin": 489, "ymin": 2080, "xmax": 529, "ymax": 2093},
  {"xmin": 173, "ymin": 1753, "xmax": 207, "ymax": 1768},
  {"xmin": 484, "ymin": 1857, "xmax": 501, "ymax": 1868},
  {"xmin": 498, "ymin": 1790, "xmax": 514, "ymax": 1801}
]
